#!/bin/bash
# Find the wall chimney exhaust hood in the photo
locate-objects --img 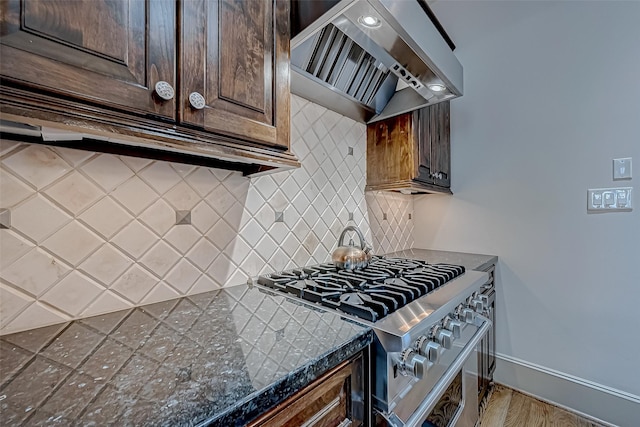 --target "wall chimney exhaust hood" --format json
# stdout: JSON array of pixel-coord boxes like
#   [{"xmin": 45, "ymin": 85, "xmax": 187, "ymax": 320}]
[{"xmin": 290, "ymin": 0, "xmax": 463, "ymax": 123}]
